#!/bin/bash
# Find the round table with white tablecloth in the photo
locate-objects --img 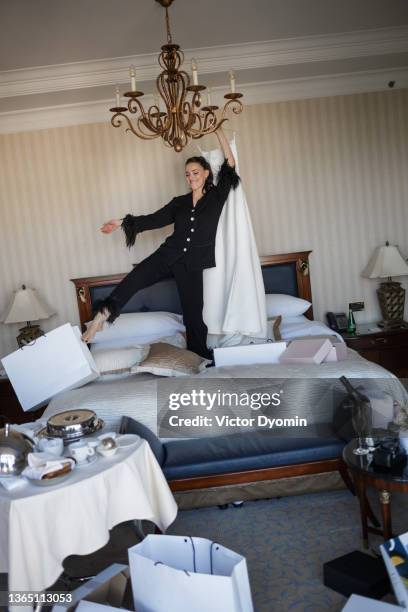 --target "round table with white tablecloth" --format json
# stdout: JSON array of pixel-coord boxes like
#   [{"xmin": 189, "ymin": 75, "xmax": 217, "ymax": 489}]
[{"xmin": 0, "ymin": 437, "xmax": 177, "ymax": 610}]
